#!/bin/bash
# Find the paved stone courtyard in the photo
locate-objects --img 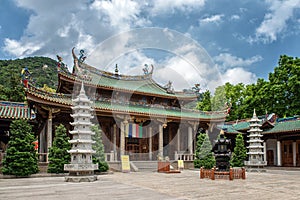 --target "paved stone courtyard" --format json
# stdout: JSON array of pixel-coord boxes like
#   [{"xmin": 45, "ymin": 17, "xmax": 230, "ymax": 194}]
[{"xmin": 0, "ymin": 169, "xmax": 300, "ymax": 200}]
